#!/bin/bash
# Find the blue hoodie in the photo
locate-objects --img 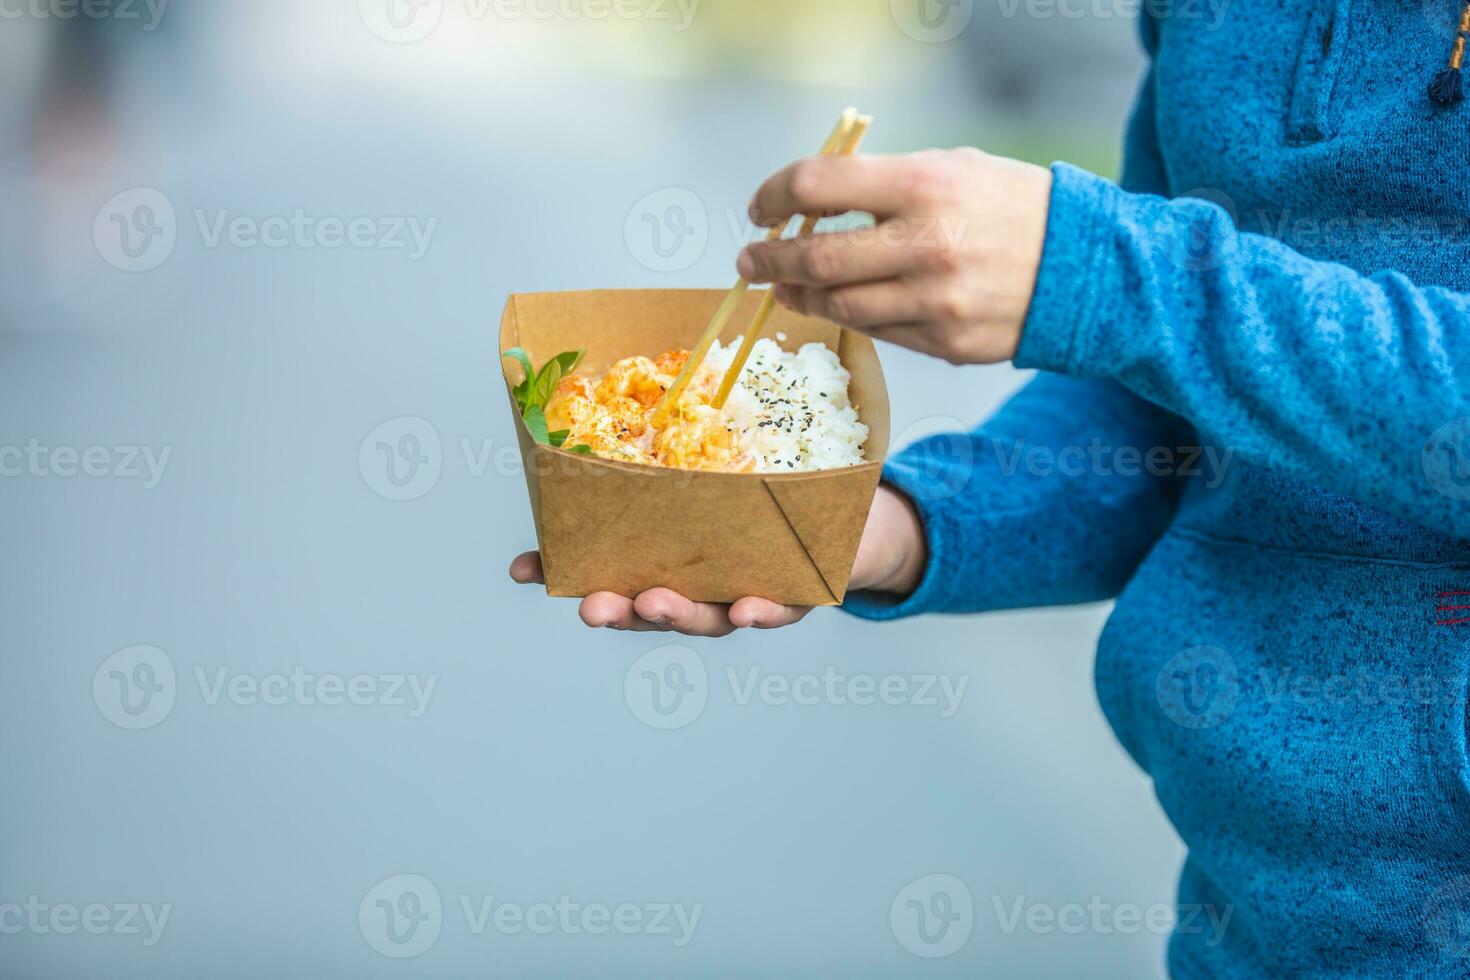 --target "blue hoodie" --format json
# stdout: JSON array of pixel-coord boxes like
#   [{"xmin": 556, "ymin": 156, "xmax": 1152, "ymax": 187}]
[{"xmin": 845, "ymin": 5, "xmax": 1470, "ymax": 976}]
